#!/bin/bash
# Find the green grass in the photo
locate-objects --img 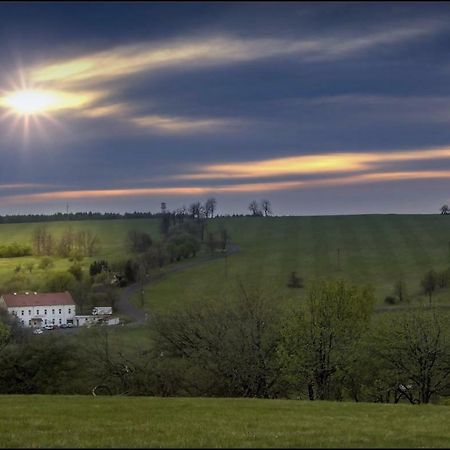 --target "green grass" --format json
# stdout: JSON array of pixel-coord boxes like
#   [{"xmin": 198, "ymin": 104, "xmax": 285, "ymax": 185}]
[
  {"xmin": 139, "ymin": 214, "xmax": 450, "ymax": 312},
  {"xmin": 1, "ymin": 395, "xmax": 450, "ymax": 448},
  {"xmin": 1, "ymin": 214, "xmax": 450, "ymax": 312},
  {"xmin": 0, "ymin": 218, "xmax": 161, "ymax": 285}
]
